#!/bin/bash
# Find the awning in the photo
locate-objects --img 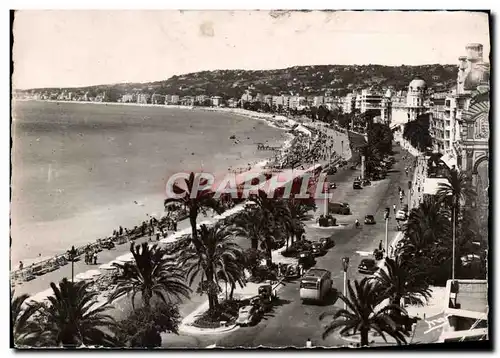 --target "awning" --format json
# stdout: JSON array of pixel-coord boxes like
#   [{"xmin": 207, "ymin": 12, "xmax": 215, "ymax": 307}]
[
  {"xmin": 441, "ymin": 152, "xmax": 458, "ymax": 169},
  {"xmin": 423, "ymin": 178, "xmax": 450, "ymax": 195}
]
